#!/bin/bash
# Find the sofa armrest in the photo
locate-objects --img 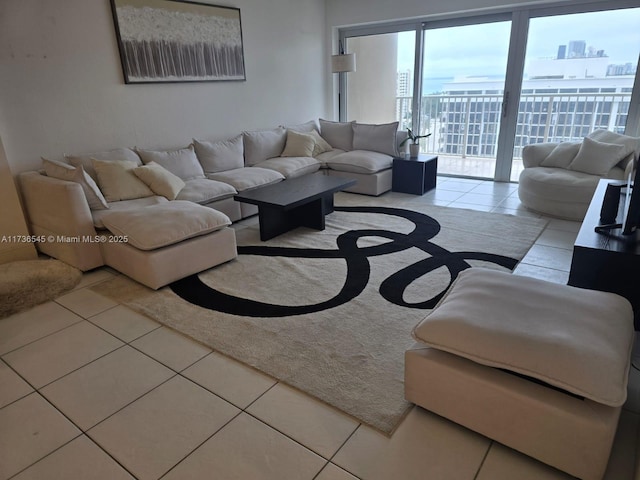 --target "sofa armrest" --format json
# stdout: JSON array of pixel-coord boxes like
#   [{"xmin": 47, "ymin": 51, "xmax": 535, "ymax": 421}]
[
  {"xmin": 19, "ymin": 171, "xmax": 104, "ymax": 270},
  {"xmin": 521, "ymin": 143, "xmax": 560, "ymax": 168}
]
